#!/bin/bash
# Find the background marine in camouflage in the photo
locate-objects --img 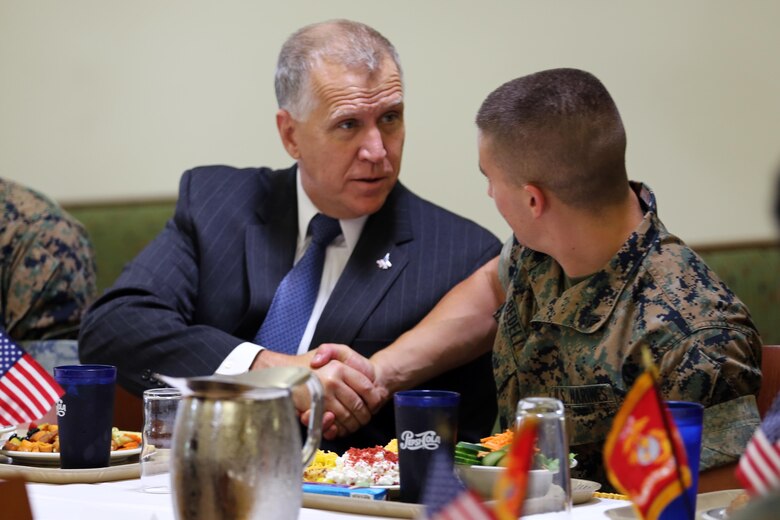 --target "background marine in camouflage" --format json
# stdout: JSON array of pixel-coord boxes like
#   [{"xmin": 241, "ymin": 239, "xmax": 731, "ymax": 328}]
[{"xmin": 0, "ymin": 177, "xmax": 97, "ymax": 340}]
